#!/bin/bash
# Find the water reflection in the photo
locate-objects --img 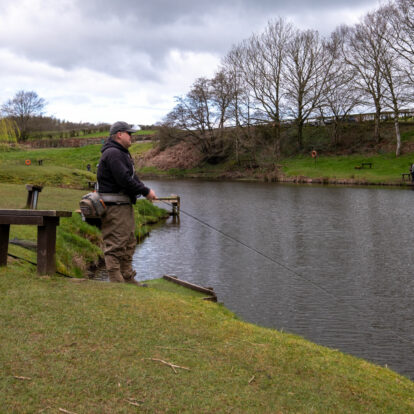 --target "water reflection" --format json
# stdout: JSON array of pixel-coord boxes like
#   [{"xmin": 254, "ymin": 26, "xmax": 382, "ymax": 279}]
[{"xmin": 133, "ymin": 180, "xmax": 414, "ymax": 379}]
